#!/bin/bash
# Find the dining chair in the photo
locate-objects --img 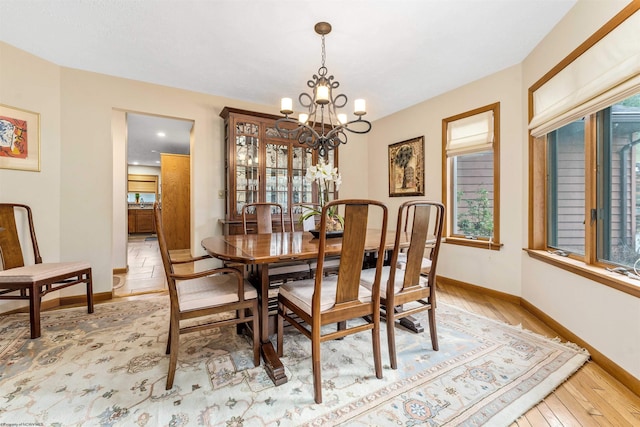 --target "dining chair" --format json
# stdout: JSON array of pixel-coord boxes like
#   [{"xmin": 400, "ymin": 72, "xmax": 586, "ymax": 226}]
[
  {"xmin": 277, "ymin": 199, "xmax": 388, "ymax": 403},
  {"xmin": 291, "ymin": 202, "xmax": 341, "ymax": 276},
  {"xmin": 396, "ymin": 202, "xmax": 433, "ymax": 273},
  {"xmin": 0, "ymin": 203, "xmax": 93, "ymax": 339},
  {"xmin": 360, "ymin": 200, "xmax": 444, "ymax": 369},
  {"xmin": 242, "ymin": 202, "xmax": 311, "ymax": 283},
  {"xmin": 154, "ymin": 203, "xmax": 260, "ymax": 389}
]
